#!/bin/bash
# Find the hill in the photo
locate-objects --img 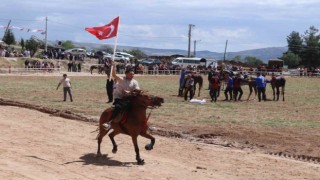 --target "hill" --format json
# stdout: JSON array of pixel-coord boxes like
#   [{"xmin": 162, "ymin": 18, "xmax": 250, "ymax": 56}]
[{"xmin": 56, "ymin": 41, "xmax": 288, "ymax": 63}]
